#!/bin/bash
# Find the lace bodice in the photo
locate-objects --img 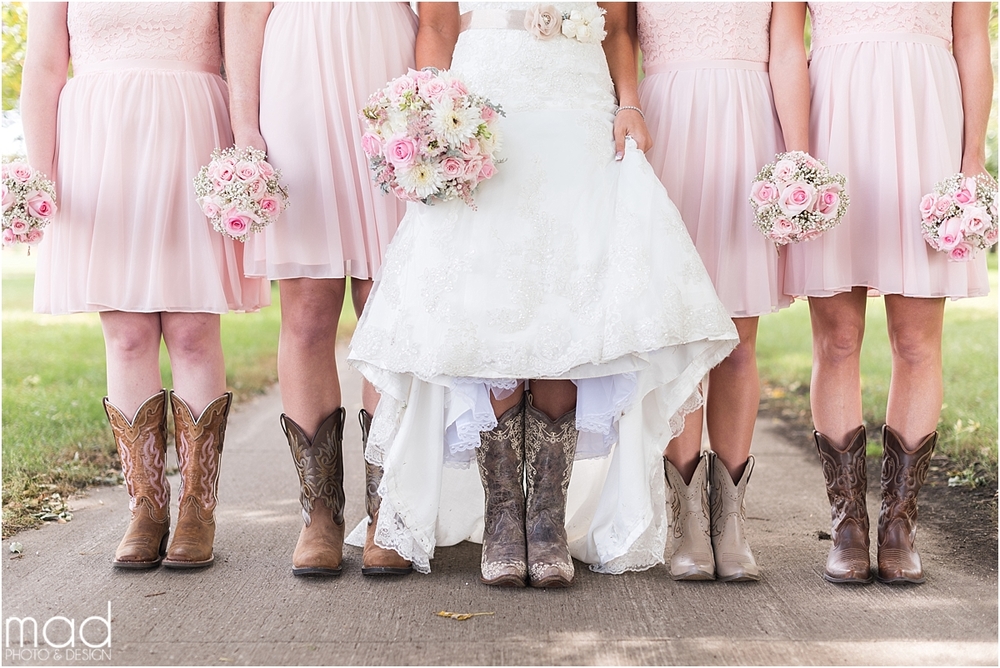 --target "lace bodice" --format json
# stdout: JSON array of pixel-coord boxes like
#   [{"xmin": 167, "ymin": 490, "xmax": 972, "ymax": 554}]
[
  {"xmin": 67, "ymin": 2, "xmax": 222, "ymax": 72},
  {"xmin": 637, "ymin": 3, "xmax": 771, "ymax": 66},
  {"xmin": 808, "ymin": 2, "xmax": 952, "ymax": 47}
]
